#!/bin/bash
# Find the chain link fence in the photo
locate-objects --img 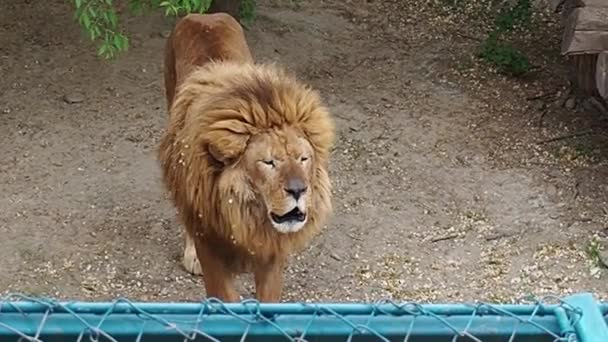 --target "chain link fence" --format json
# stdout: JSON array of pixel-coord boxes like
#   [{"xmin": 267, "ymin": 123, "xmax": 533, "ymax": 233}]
[{"xmin": 1, "ymin": 292, "xmax": 607, "ymax": 341}]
